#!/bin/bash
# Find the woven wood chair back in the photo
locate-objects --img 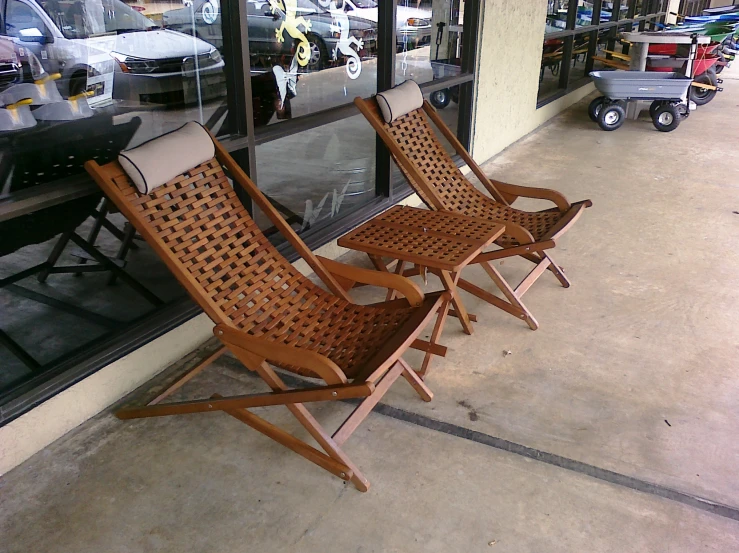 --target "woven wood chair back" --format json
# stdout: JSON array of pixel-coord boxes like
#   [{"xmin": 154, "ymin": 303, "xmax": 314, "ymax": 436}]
[
  {"xmin": 101, "ymin": 157, "xmax": 340, "ymax": 332},
  {"xmin": 365, "ymin": 101, "xmax": 490, "ymax": 214}
]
